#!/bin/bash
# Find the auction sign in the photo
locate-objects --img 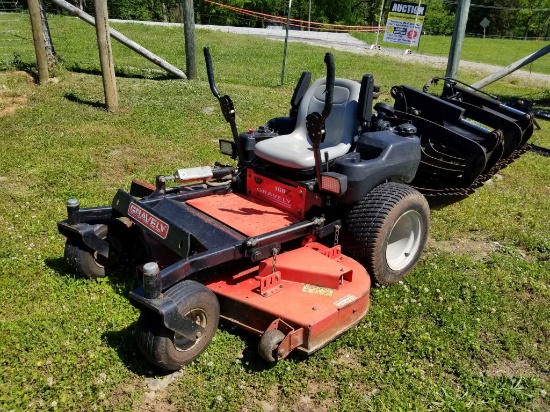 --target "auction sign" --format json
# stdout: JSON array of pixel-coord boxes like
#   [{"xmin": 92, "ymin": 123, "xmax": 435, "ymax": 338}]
[{"xmin": 383, "ymin": 1, "xmax": 427, "ymax": 46}]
